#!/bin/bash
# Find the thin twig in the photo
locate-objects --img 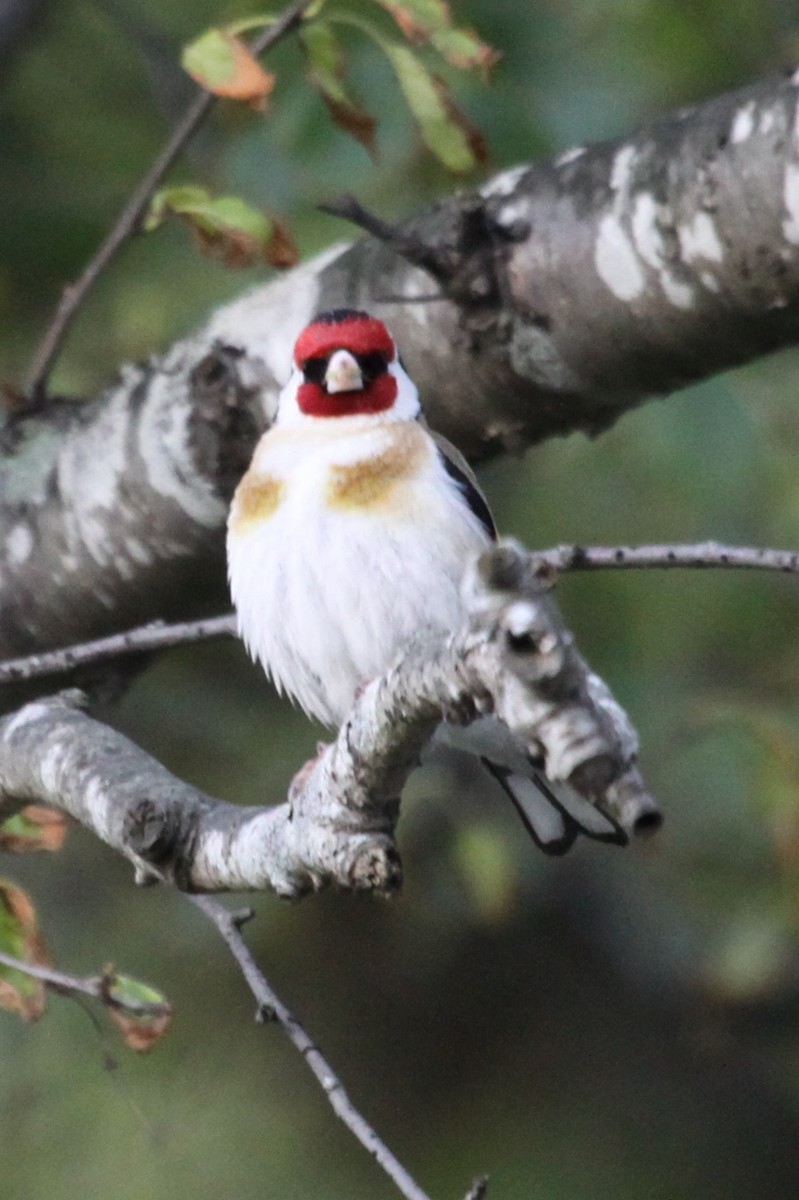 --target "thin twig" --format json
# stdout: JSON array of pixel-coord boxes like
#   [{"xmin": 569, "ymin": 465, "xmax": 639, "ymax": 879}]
[
  {"xmin": 2, "ymin": 541, "xmax": 798, "ymax": 688},
  {"xmin": 532, "ymin": 541, "xmax": 799, "ymax": 577},
  {"xmin": 0, "ymin": 950, "xmax": 169, "ymax": 1017},
  {"xmin": 25, "ymin": 0, "xmax": 314, "ymax": 399},
  {"xmin": 0, "ymin": 614, "xmax": 236, "ymax": 685},
  {"xmin": 191, "ymin": 895, "xmax": 437, "ymax": 1200}
]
